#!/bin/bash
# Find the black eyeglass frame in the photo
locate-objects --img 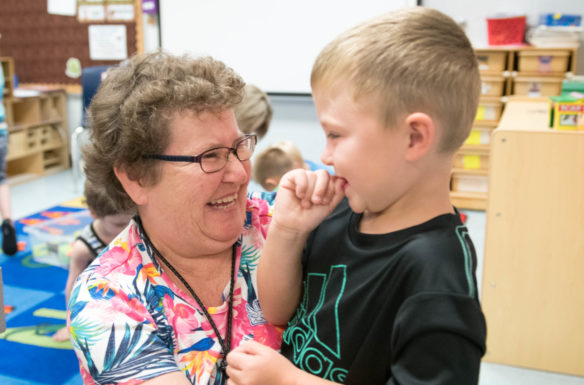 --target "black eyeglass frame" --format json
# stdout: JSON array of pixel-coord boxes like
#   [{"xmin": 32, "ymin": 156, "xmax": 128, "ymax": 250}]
[{"xmin": 143, "ymin": 134, "xmax": 257, "ymax": 174}]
